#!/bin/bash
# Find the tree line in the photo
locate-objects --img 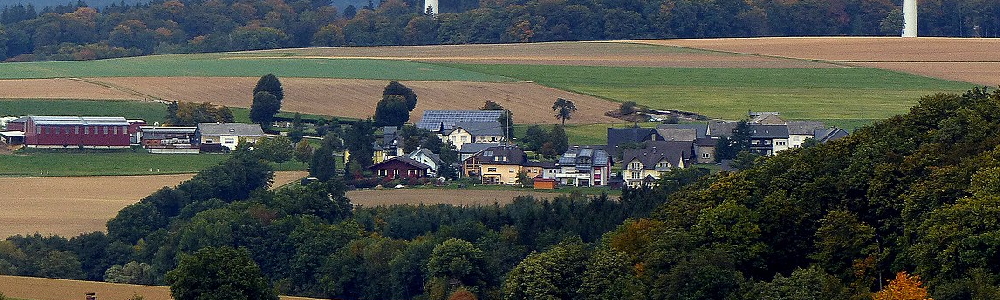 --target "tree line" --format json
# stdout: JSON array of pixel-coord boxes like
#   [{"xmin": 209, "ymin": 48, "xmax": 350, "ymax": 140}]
[
  {"xmin": 1, "ymin": 0, "xmax": 999, "ymax": 61},
  {"xmin": 5, "ymin": 87, "xmax": 1000, "ymax": 299}
]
